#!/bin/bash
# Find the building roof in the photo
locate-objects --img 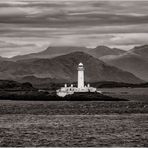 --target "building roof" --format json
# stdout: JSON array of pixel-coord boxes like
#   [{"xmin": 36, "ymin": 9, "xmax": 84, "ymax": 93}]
[{"xmin": 79, "ymin": 62, "xmax": 83, "ymax": 66}]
